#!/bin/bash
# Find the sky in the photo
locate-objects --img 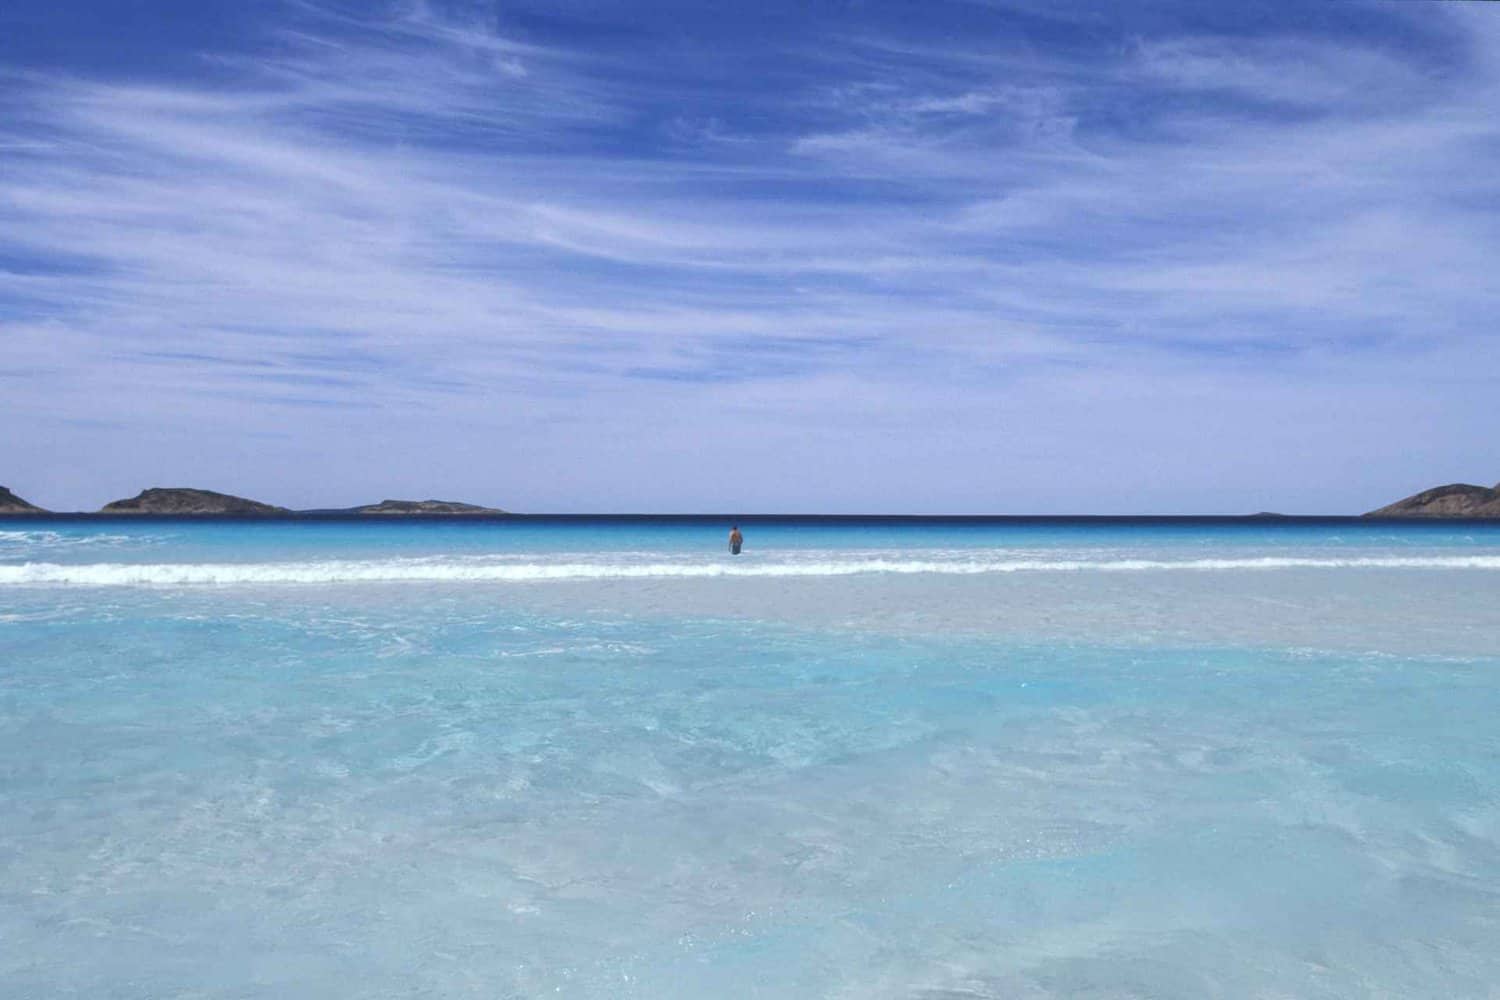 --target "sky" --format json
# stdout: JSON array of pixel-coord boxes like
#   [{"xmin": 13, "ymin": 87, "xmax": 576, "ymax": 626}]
[{"xmin": 2, "ymin": 0, "xmax": 1498, "ymax": 513}]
